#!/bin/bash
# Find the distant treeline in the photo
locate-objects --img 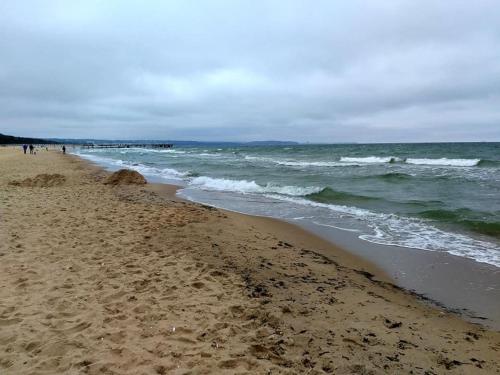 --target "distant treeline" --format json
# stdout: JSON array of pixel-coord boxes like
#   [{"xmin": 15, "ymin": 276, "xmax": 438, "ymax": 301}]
[{"xmin": 0, "ymin": 133, "xmax": 59, "ymax": 145}]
